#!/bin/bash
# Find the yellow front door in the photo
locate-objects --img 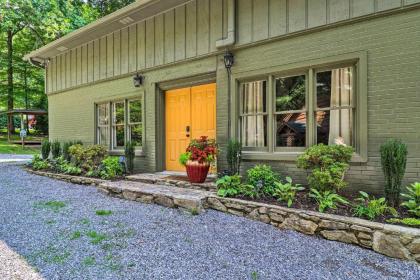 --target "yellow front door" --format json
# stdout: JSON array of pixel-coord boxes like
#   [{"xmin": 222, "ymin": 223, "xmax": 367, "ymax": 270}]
[{"xmin": 165, "ymin": 83, "xmax": 216, "ymax": 171}]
